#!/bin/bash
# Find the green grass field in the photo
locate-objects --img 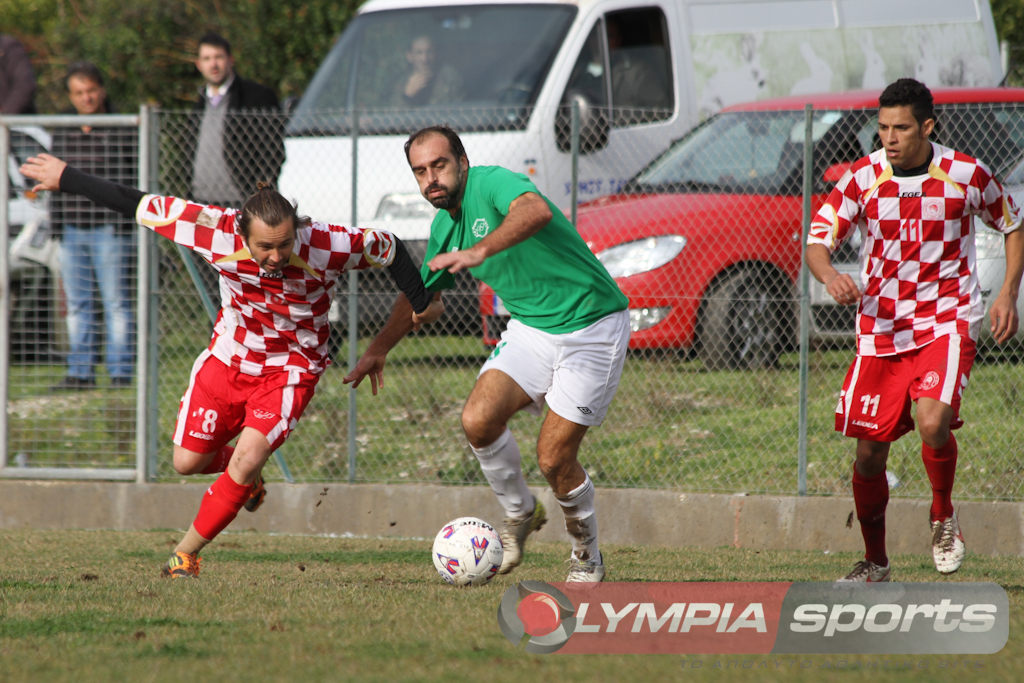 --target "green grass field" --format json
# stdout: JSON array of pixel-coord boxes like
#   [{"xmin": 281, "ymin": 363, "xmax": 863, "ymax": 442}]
[{"xmin": 1, "ymin": 528, "xmax": 1021, "ymax": 682}]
